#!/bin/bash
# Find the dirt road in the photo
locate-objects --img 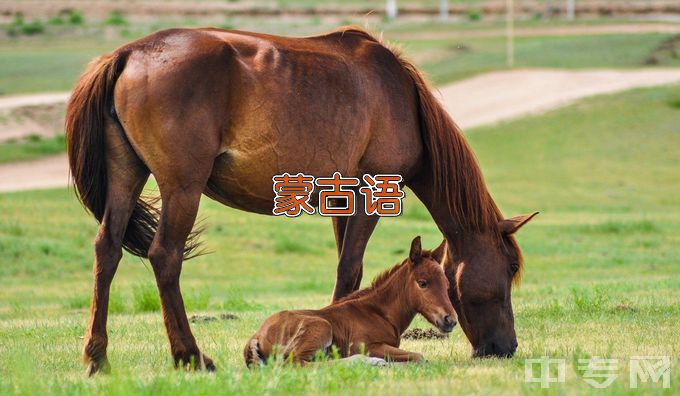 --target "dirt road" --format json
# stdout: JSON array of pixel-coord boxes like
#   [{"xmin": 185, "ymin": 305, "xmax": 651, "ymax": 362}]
[
  {"xmin": 438, "ymin": 68, "xmax": 680, "ymax": 129},
  {"xmin": 1, "ymin": 68, "xmax": 679, "ymax": 192}
]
